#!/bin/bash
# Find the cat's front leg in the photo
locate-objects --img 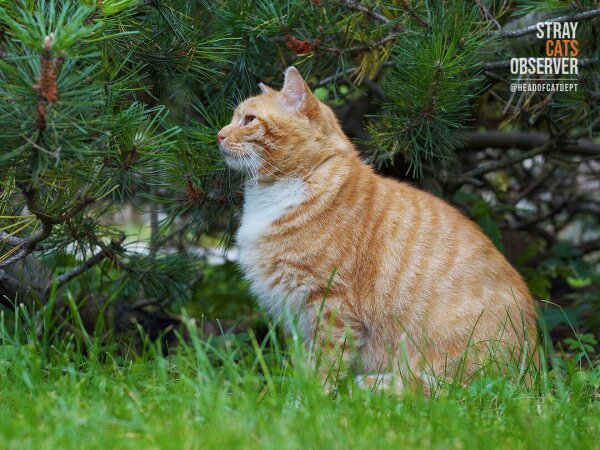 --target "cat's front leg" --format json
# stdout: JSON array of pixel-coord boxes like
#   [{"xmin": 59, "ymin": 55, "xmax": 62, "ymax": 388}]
[
  {"xmin": 354, "ymin": 371, "xmax": 436, "ymax": 396},
  {"xmin": 354, "ymin": 373, "xmax": 405, "ymax": 393},
  {"xmin": 304, "ymin": 304, "xmax": 362, "ymax": 394}
]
